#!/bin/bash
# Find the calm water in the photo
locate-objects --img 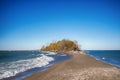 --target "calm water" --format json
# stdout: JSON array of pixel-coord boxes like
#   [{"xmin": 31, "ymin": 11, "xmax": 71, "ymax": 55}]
[
  {"xmin": 0, "ymin": 51, "xmax": 71, "ymax": 80},
  {"xmin": 85, "ymin": 50, "xmax": 120, "ymax": 68}
]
